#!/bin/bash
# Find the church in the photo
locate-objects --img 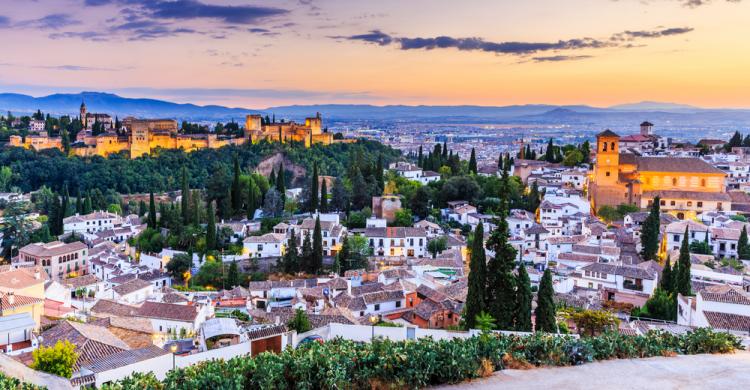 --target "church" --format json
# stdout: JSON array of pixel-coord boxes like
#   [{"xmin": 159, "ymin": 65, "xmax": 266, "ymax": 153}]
[{"xmin": 589, "ymin": 128, "xmax": 729, "ymax": 220}]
